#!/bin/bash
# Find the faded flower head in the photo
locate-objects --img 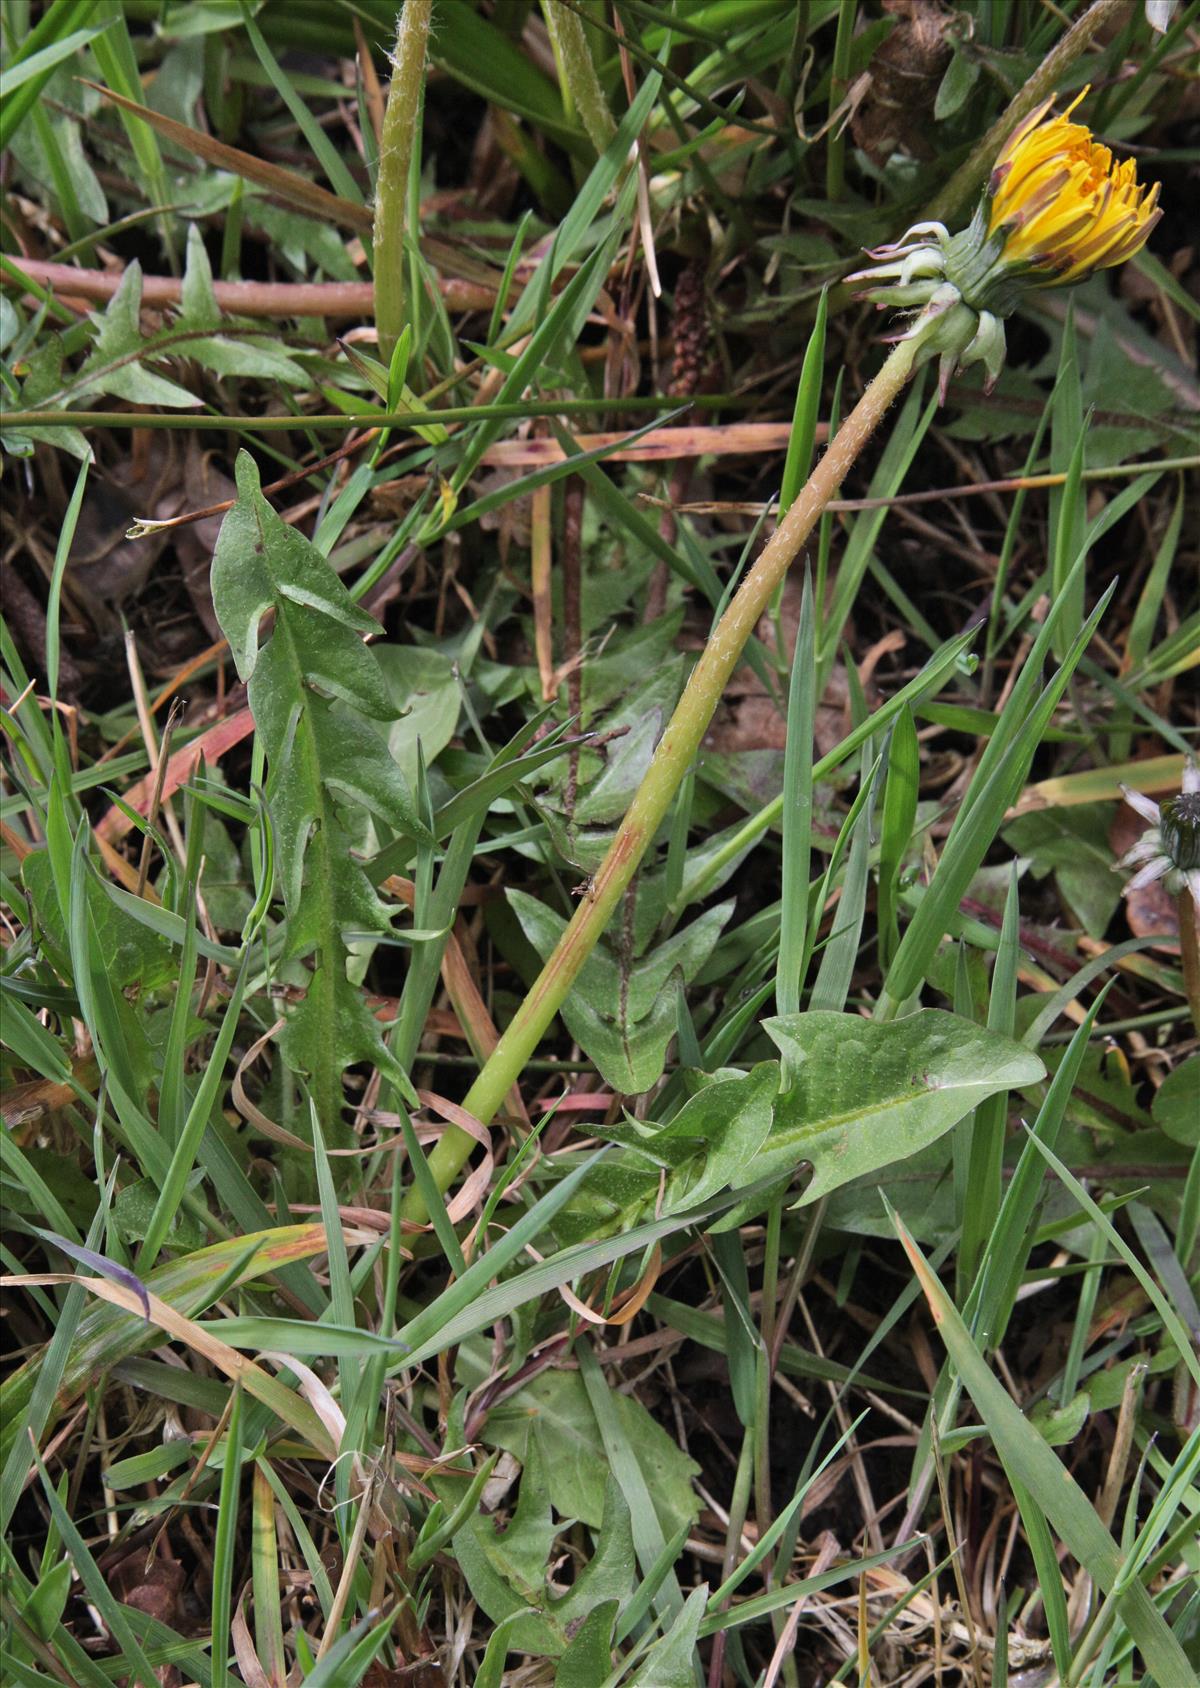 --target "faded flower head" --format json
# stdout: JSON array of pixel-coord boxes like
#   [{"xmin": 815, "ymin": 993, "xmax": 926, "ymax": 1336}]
[
  {"xmin": 1118, "ymin": 760, "xmax": 1200, "ymax": 910},
  {"xmin": 850, "ymin": 91, "xmax": 1161, "ymax": 400}
]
